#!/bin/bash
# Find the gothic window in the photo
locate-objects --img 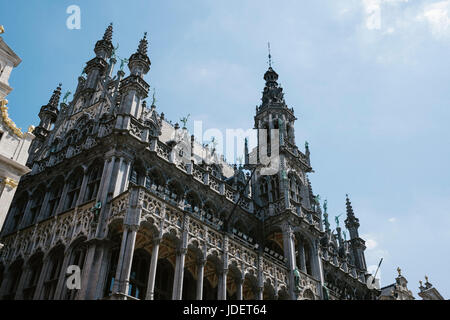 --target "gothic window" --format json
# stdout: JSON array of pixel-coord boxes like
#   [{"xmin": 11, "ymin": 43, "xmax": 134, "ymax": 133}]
[
  {"xmin": 44, "ymin": 177, "xmax": 64, "ymax": 219},
  {"xmin": 66, "ymin": 129, "xmax": 79, "ymax": 146},
  {"xmin": 64, "ymin": 168, "xmax": 84, "ymax": 210},
  {"xmin": 259, "ymin": 178, "xmax": 269, "ymax": 203},
  {"xmin": 28, "ymin": 188, "xmax": 45, "ymax": 225},
  {"xmin": 64, "ymin": 241, "xmax": 87, "ymax": 300},
  {"xmin": 42, "ymin": 247, "xmax": 65, "ymax": 300},
  {"xmin": 23, "ymin": 253, "xmax": 44, "ymax": 300},
  {"xmin": 84, "ymin": 162, "xmax": 103, "ymax": 202},
  {"xmin": 8, "ymin": 193, "xmax": 28, "ymax": 232},
  {"xmin": 128, "ymin": 249, "xmax": 150, "ymax": 300},
  {"xmin": 2, "ymin": 260, "xmax": 23, "ymax": 300},
  {"xmin": 103, "ymin": 233, "xmax": 121, "ymax": 298},
  {"xmin": 130, "ymin": 160, "xmax": 146, "ymax": 186},
  {"xmin": 154, "ymin": 259, "xmax": 174, "ymax": 300},
  {"xmin": 270, "ymin": 176, "xmax": 280, "ymax": 201}
]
